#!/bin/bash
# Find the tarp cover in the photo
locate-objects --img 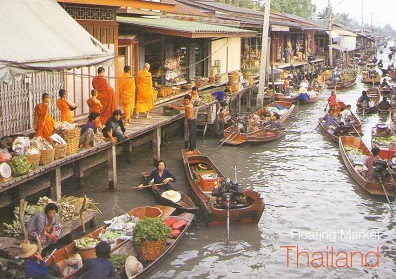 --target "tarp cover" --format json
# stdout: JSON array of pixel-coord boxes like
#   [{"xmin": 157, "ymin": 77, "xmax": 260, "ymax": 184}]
[{"xmin": 0, "ymin": 0, "xmax": 114, "ymax": 82}]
